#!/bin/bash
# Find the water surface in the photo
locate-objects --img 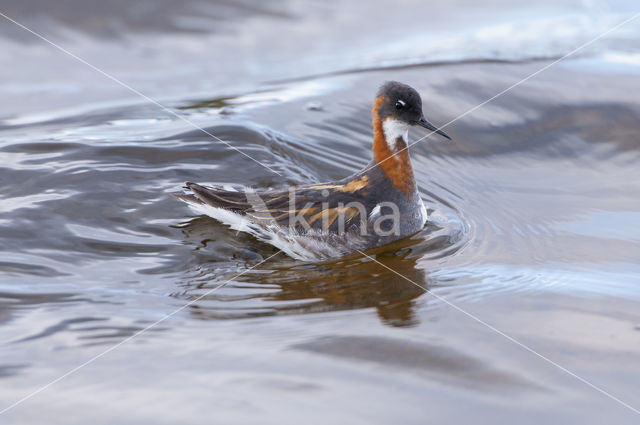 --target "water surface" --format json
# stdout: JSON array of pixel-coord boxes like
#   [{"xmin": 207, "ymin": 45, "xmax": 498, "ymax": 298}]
[{"xmin": 1, "ymin": 1, "xmax": 639, "ymax": 424}]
